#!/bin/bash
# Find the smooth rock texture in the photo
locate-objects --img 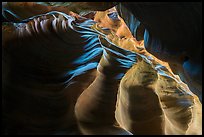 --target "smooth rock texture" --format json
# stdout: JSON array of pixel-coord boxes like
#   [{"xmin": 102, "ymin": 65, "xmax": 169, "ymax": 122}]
[
  {"xmin": 118, "ymin": 2, "xmax": 202, "ymax": 102},
  {"xmin": 2, "ymin": 2, "xmax": 202, "ymax": 135},
  {"xmin": 2, "ymin": 11, "xmax": 103, "ymax": 135},
  {"xmin": 93, "ymin": 7, "xmax": 202, "ymax": 135}
]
